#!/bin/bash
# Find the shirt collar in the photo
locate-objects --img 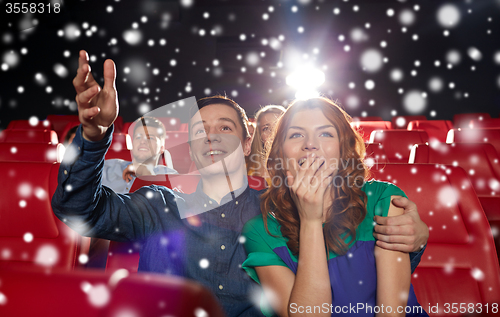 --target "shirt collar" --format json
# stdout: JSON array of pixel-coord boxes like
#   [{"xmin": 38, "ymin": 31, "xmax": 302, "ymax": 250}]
[{"xmin": 194, "ymin": 176, "xmax": 249, "ymax": 206}]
